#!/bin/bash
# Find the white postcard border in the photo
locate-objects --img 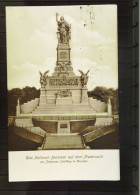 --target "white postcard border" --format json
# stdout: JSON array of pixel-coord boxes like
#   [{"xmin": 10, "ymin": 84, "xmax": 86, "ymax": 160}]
[{"xmin": 9, "ymin": 149, "xmax": 120, "ymax": 182}]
